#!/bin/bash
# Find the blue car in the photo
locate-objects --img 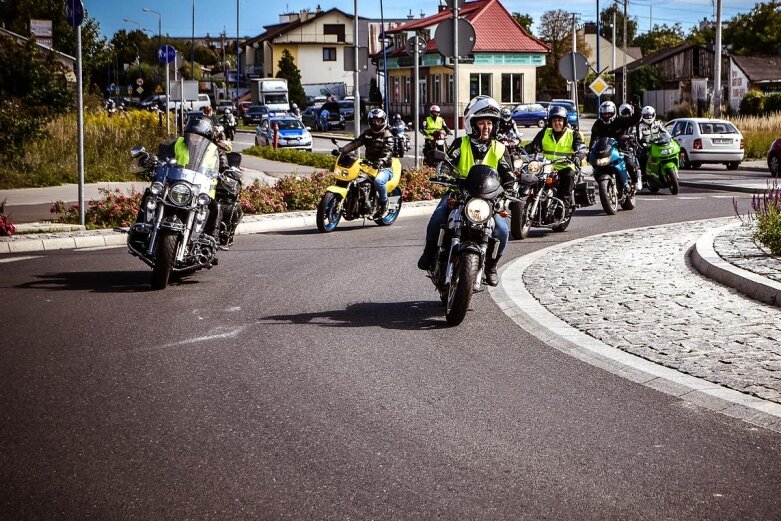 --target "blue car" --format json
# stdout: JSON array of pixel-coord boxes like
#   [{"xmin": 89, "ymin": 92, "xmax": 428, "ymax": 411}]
[
  {"xmin": 255, "ymin": 116, "xmax": 313, "ymax": 152},
  {"xmin": 511, "ymin": 103, "xmax": 548, "ymax": 128},
  {"xmin": 549, "ymin": 99, "xmax": 579, "ymax": 128}
]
